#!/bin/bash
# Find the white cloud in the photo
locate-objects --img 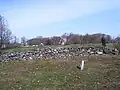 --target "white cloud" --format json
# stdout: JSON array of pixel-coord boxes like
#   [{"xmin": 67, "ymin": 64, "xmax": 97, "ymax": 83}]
[{"xmin": 1, "ymin": 0, "xmax": 120, "ymax": 37}]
